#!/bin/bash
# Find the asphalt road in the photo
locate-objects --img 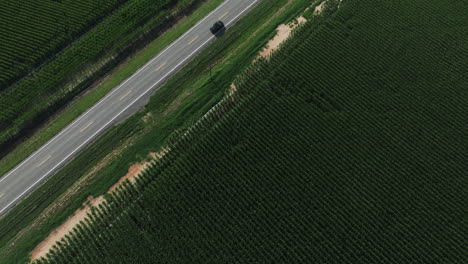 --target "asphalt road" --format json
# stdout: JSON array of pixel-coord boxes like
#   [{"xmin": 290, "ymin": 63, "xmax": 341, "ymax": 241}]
[{"xmin": 0, "ymin": 0, "xmax": 261, "ymax": 216}]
